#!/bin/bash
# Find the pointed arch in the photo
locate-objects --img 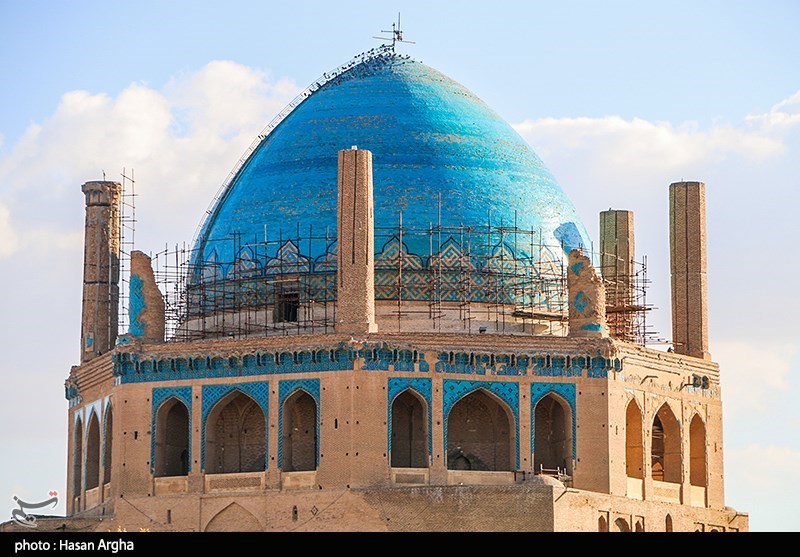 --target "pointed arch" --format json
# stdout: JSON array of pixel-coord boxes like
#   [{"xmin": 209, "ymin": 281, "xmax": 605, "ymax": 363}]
[
  {"xmin": 201, "ymin": 249, "xmax": 224, "ymax": 282},
  {"xmin": 206, "ymin": 391, "xmax": 267, "ymax": 474},
  {"xmin": 154, "ymin": 398, "xmax": 190, "ymax": 477},
  {"xmin": 531, "ymin": 383, "xmax": 576, "ymax": 465},
  {"xmin": 446, "ymin": 388, "xmax": 513, "ymax": 471},
  {"xmin": 690, "ymin": 414, "xmax": 707, "ymax": 487},
  {"xmin": 278, "ymin": 379, "xmax": 319, "ymax": 471},
  {"xmin": 533, "ymin": 392, "xmax": 573, "ymax": 474},
  {"xmin": 73, "ymin": 417, "xmax": 84, "ymax": 495},
  {"xmin": 204, "ymin": 502, "xmax": 262, "ymax": 532},
  {"xmin": 614, "ymin": 517, "xmax": 631, "ymax": 532},
  {"xmin": 388, "ymin": 378, "xmax": 432, "ymax": 458},
  {"xmin": 625, "ymin": 399, "xmax": 644, "ymax": 479},
  {"xmin": 282, "ymin": 389, "xmax": 317, "ymax": 472},
  {"xmin": 665, "ymin": 514, "xmax": 673, "ymax": 532},
  {"xmin": 232, "ymin": 246, "xmax": 261, "ymax": 278},
  {"xmin": 598, "ymin": 515, "xmax": 608, "ymax": 532},
  {"xmin": 652, "ymin": 403, "xmax": 681, "ymax": 483},
  {"xmin": 391, "ymin": 389, "xmax": 428, "ymax": 468},
  {"xmin": 103, "ymin": 403, "xmax": 113, "ymax": 485},
  {"xmin": 85, "ymin": 411, "xmax": 101, "ymax": 490}
]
